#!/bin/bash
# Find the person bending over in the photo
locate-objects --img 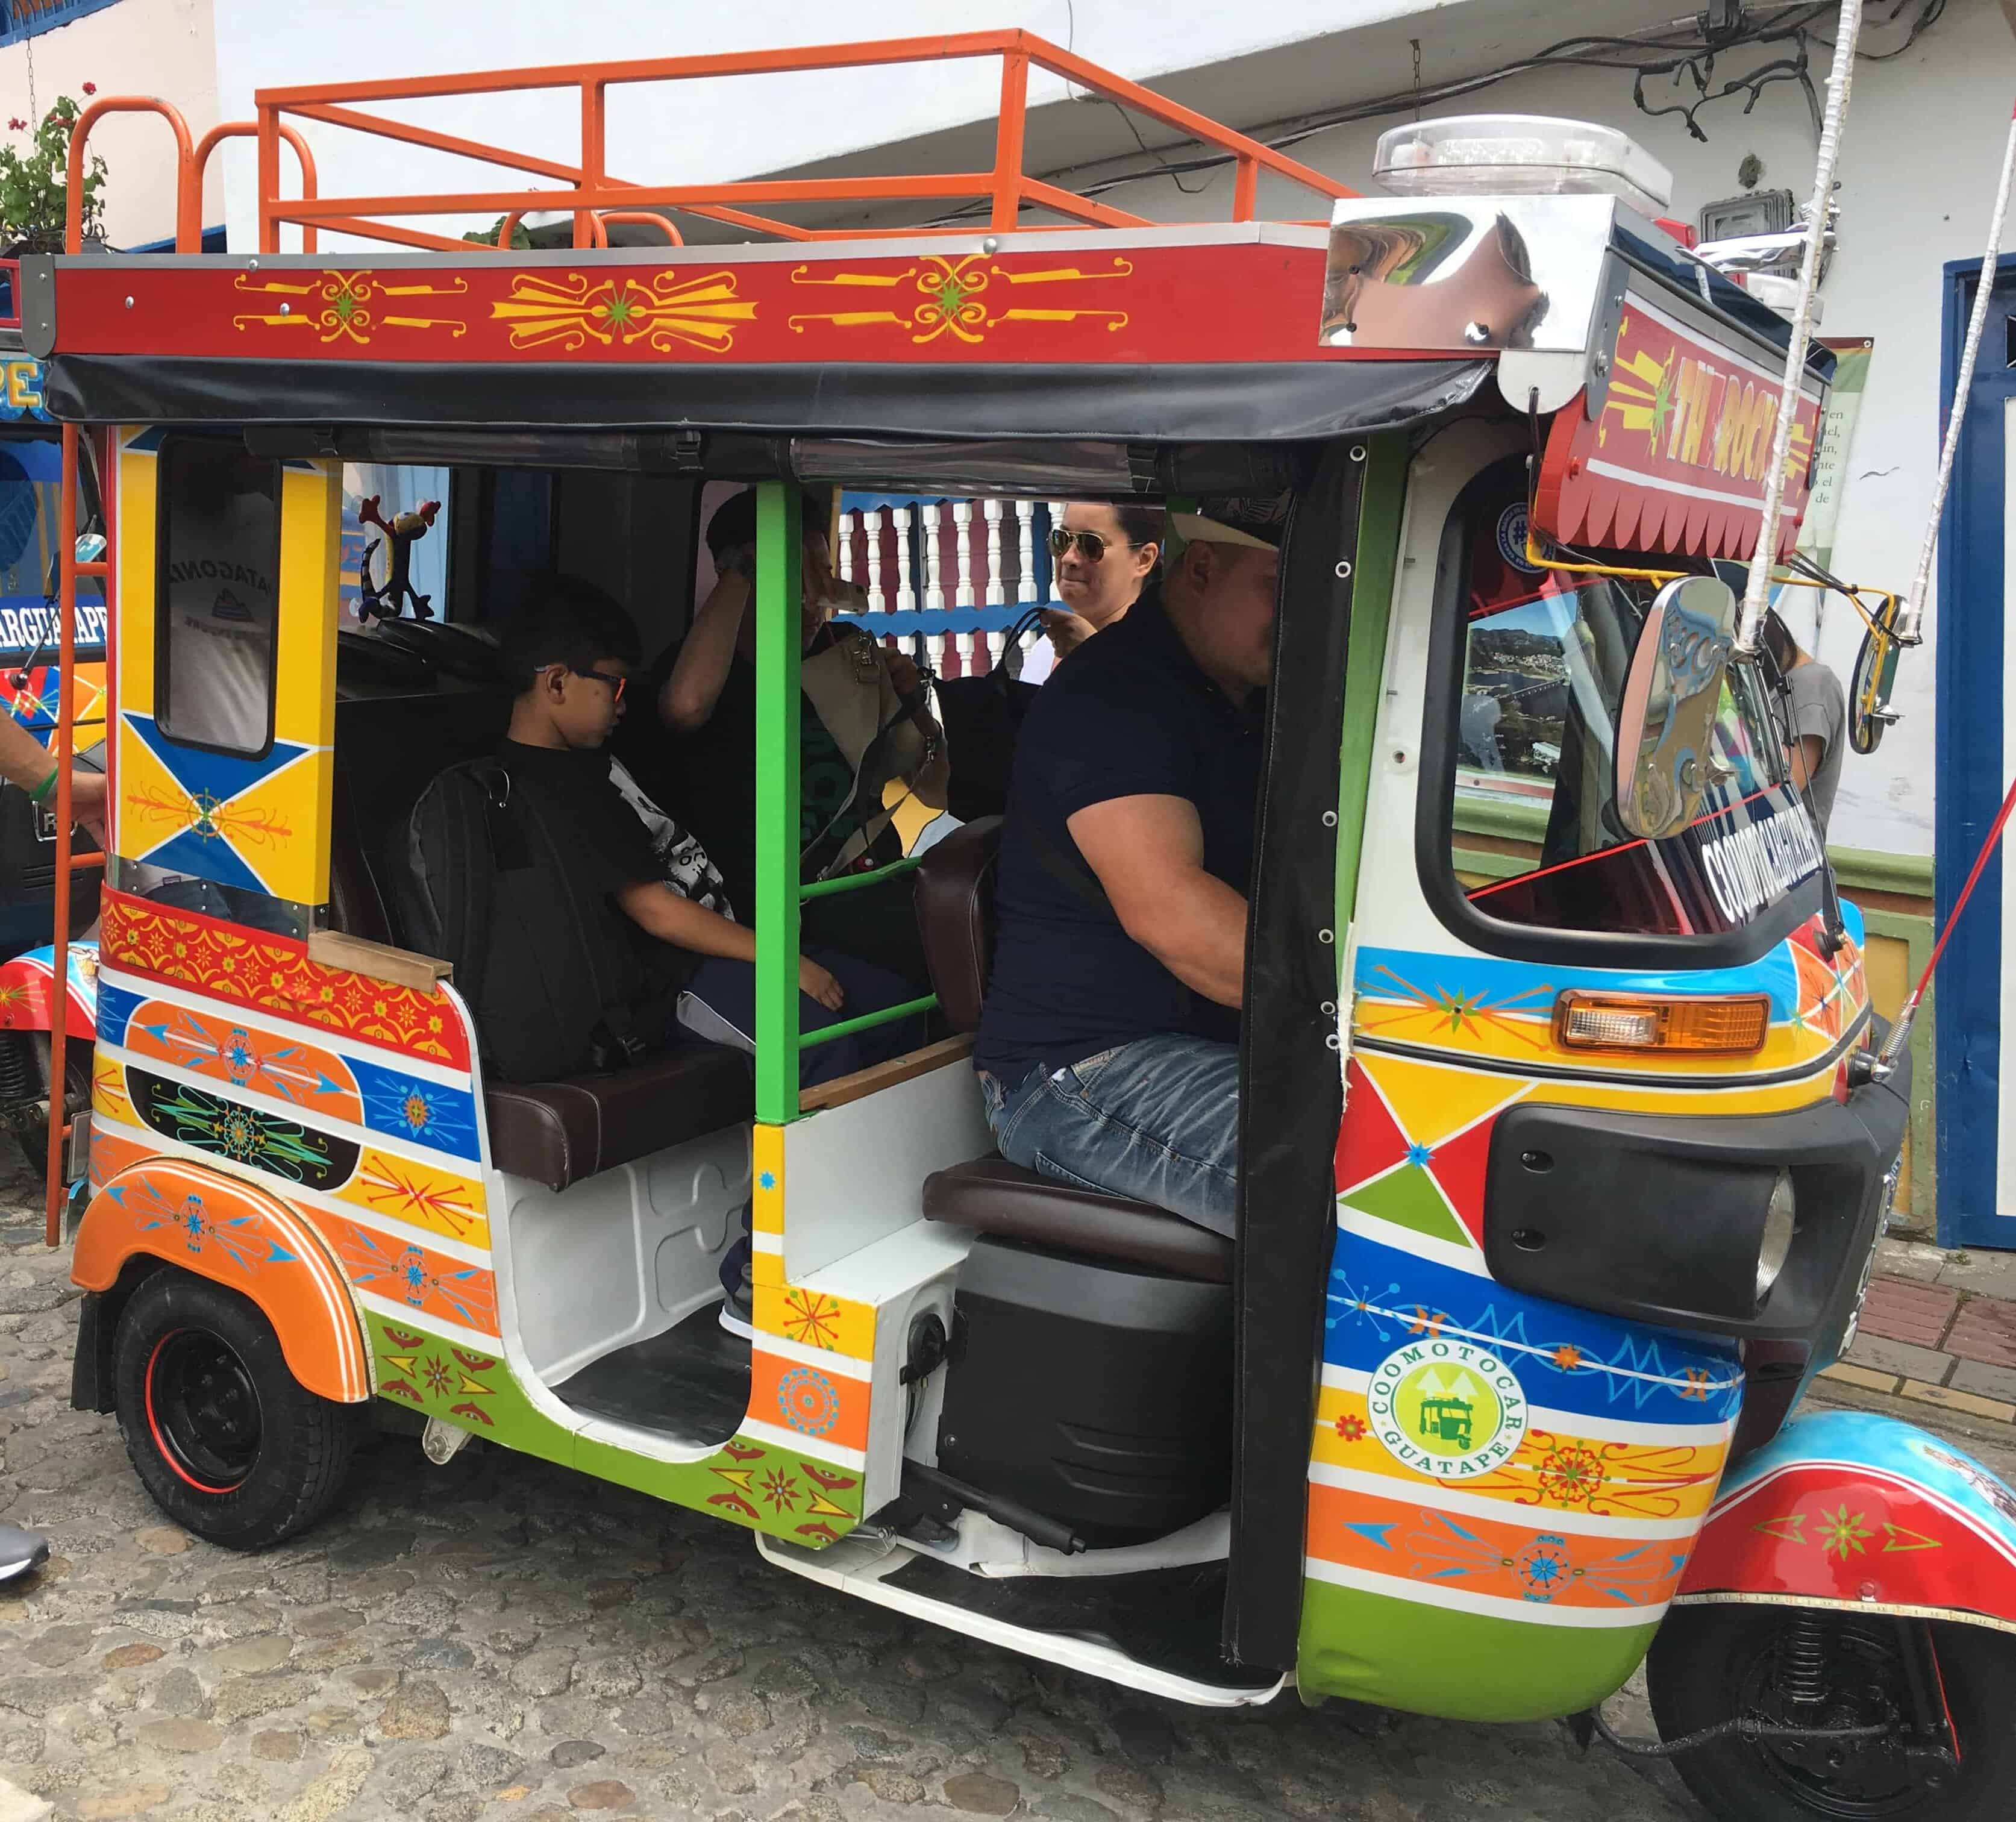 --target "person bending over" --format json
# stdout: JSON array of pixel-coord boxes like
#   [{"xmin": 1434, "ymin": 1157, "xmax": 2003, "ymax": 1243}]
[{"xmin": 973, "ymin": 496, "xmax": 1283, "ymax": 1237}]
